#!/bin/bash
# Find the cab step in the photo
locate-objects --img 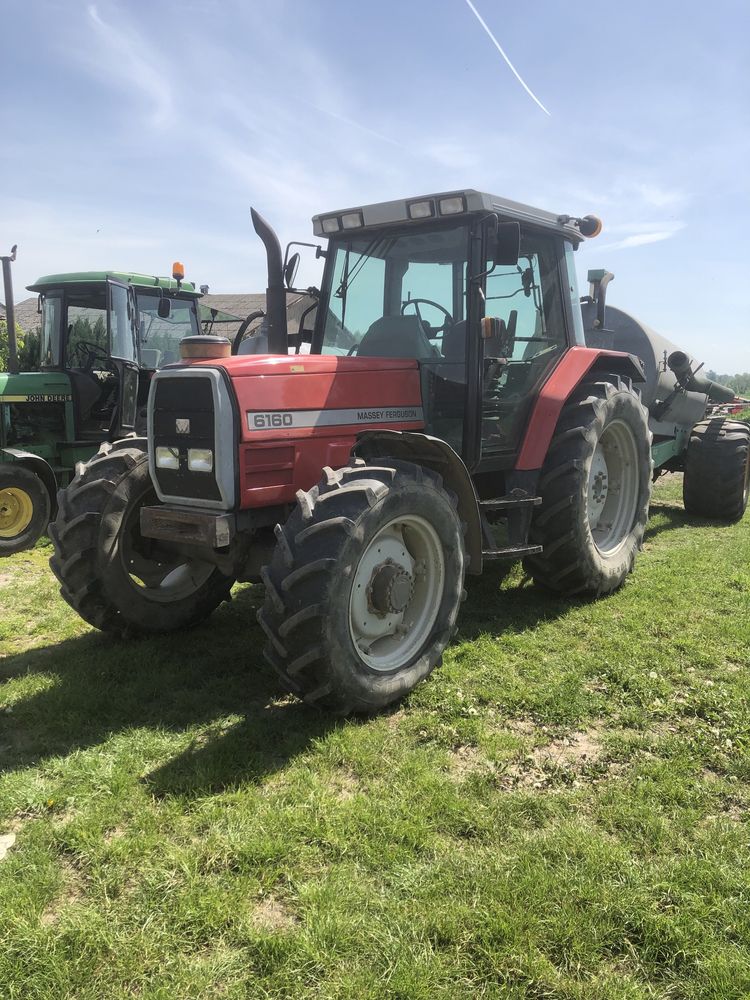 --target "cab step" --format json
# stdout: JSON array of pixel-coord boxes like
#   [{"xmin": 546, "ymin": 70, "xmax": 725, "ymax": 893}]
[
  {"xmin": 479, "ymin": 492, "xmax": 542, "ymax": 511},
  {"xmin": 482, "ymin": 544, "xmax": 543, "ymax": 561}
]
